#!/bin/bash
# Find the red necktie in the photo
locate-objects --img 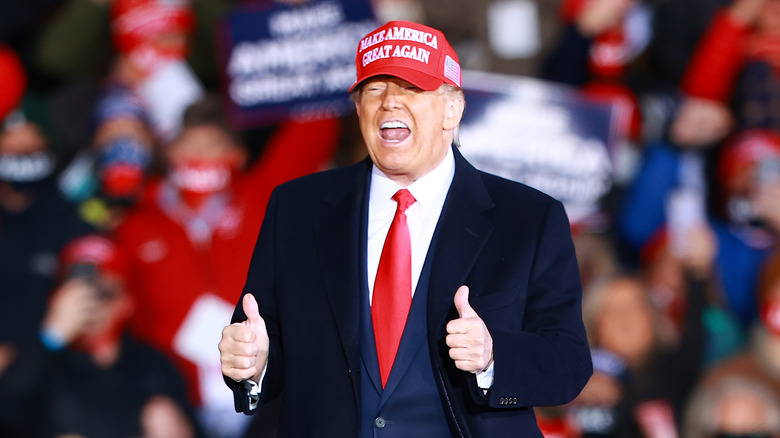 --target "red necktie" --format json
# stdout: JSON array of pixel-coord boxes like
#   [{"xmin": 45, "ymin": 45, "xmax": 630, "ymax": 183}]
[{"xmin": 372, "ymin": 188, "xmax": 416, "ymax": 388}]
